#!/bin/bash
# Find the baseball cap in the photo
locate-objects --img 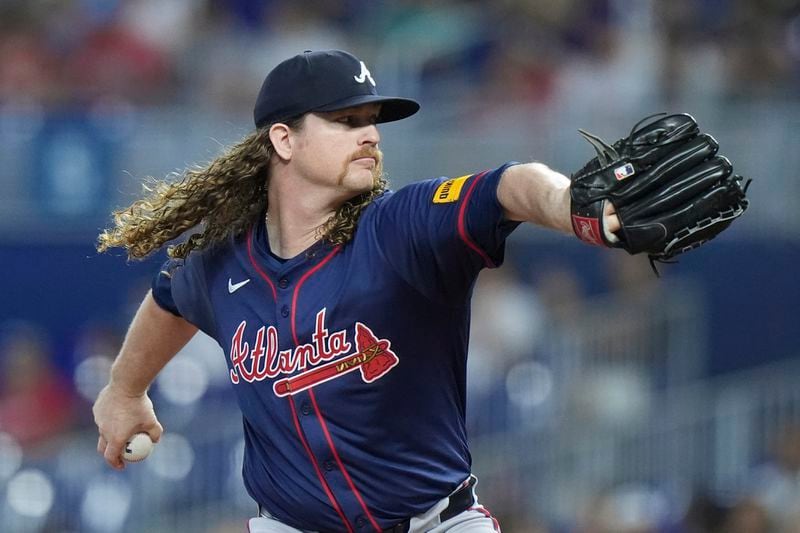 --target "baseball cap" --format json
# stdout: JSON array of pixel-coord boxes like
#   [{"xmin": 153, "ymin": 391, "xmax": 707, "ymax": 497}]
[{"xmin": 253, "ymin": 50, "xmax": 420, "ymax": 128}]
